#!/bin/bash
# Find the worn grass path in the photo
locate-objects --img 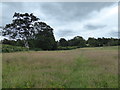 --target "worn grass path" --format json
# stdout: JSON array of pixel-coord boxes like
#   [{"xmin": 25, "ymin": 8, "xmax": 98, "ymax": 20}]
[{"xmin": 2, "ymin": 46, "xmax": 118, "ymax": 88}]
